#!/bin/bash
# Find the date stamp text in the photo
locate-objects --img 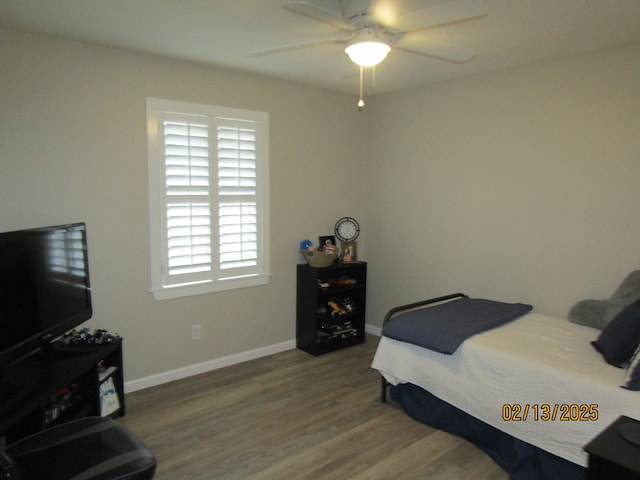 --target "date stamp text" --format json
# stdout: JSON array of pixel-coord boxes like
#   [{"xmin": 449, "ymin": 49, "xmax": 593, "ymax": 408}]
[{"xmin": 501, "ymin": 403, "xmax": 598, "ymax": 422}]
